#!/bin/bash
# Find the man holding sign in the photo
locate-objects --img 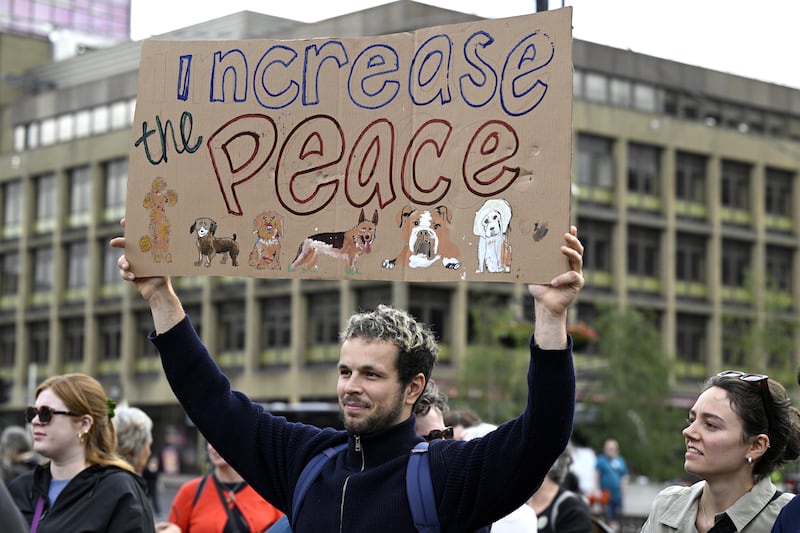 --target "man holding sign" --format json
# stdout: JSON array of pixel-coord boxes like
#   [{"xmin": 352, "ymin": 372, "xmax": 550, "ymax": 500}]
[{"xmin": 110, "ymin": 223, "xmax": 584, "ymax": 531}]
